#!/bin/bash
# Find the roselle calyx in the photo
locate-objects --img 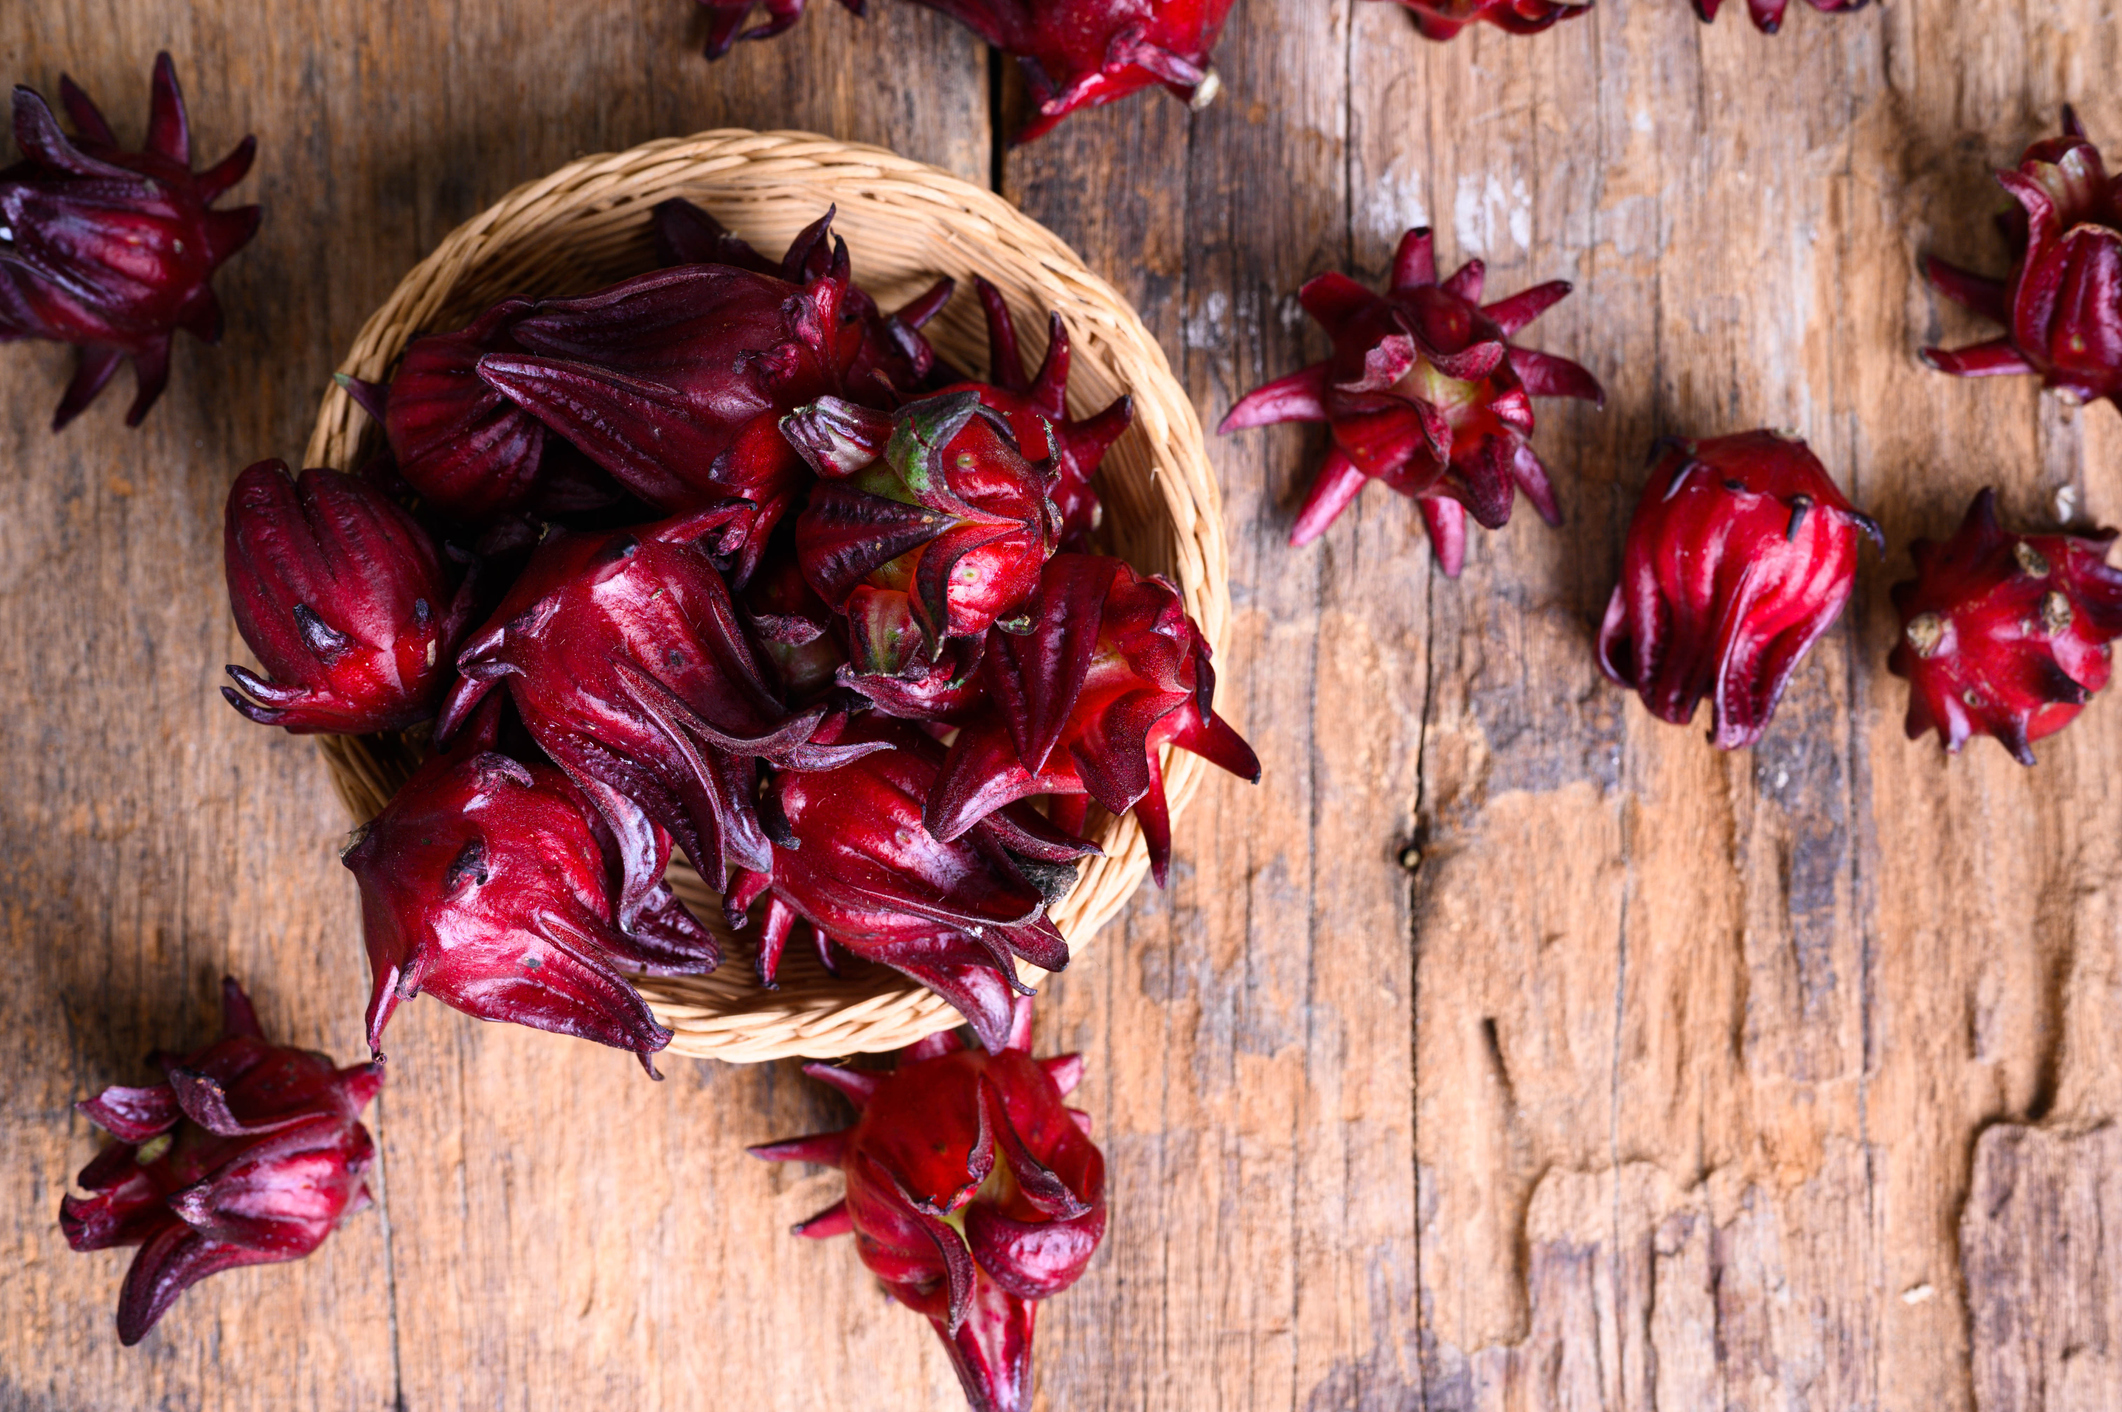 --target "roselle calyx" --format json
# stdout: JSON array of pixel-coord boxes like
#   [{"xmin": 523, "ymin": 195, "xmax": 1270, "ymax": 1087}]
[
  {"xmin": 908, "ymin": 0, "xmax": 1234, "ymax": 144},
  {"xmin": 1923, "ymin": 108, "xmax": 2122, "ymax": 412},
  {"xmin": 1692, "ymin": 0, "xmax": 1866, "ymax": 33},
  {"xmin": 1597, "ymin": 430, "xmax": 1881, "ymax": 750},
  {"xmin": 1221, "ymin": 227, "xmax": 1602, "ymax": 573},
  {"xmin": 1375, "ymin": 0, "xmax": 1592, "ymax": 42},
  {"xmin": 651, "ymin": 197, "xmax": 956, "ymax": 402},
  {"xmin": 1888, "ymin": 488, "xmax": 2122, "ymax": 764},
  {"xmin": 223, "ymin": 459, "xmax": 474, "ymax": 734},
  {"xmin": 61, "ymin": 978, "xmax": 380, "ymax": 1345},
  {"xmin": 722, "ymin": 715, "xmax": 1092, "ymax": 1050},
  {"xmin": 474, "ymin": 226, "xmax": 866, "ymax": 582},
  {"xmin": 439, "ymin": 510, "xmax": 858, "ymax": 896},
  {"xmin": 926, "ymin": 553, "xmax": 1260, "ymax": 885},
  {"xmin": 752, "ymin": 997, "xmax": 1105, "ymax": 1412},
  {"xmin": 1, "ymin": 53, "xmax": 258, "ymax": 429},
  {"xmin": 342, "ymin": 704, "xmax": 715, "ymax": 1074},
  {"xmin": 789, "ymin": 389, "xmax": 1061, "ymax": 670},
  {"xmin": 360, "ymin": 298, "xmax": 617, "ymax": 527},
  {"xmin": 954, "ymin": 278, "xmax": 1131, "ymax": 552}
]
